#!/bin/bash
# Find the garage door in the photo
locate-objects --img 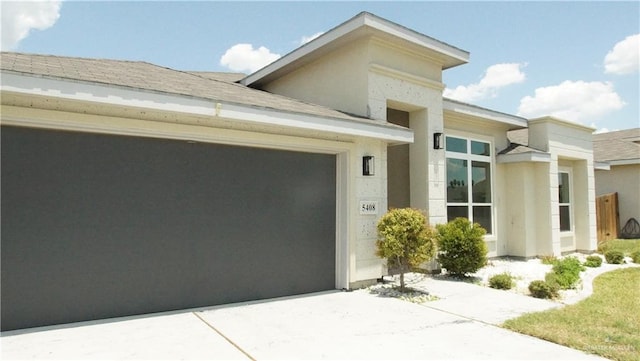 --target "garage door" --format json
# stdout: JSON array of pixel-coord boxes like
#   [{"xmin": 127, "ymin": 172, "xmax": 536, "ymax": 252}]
[{"xmin": 1, "ymin": 126, "xmax": 336, "ymax": 331}]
